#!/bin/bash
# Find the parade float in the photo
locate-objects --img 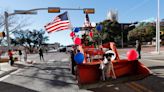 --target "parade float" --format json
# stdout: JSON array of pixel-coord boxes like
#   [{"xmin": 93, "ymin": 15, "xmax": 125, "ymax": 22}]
[{"xmin": 70, "ymin": 23, "xmax": 152, "ymax": 86}]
